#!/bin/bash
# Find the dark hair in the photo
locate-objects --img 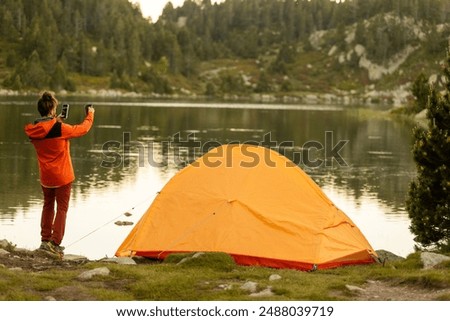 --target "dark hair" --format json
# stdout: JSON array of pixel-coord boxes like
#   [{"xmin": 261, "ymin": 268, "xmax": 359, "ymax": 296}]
[{"xmin": 37, "ymin": 91, "xmax": 58, "ymax": 116}]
